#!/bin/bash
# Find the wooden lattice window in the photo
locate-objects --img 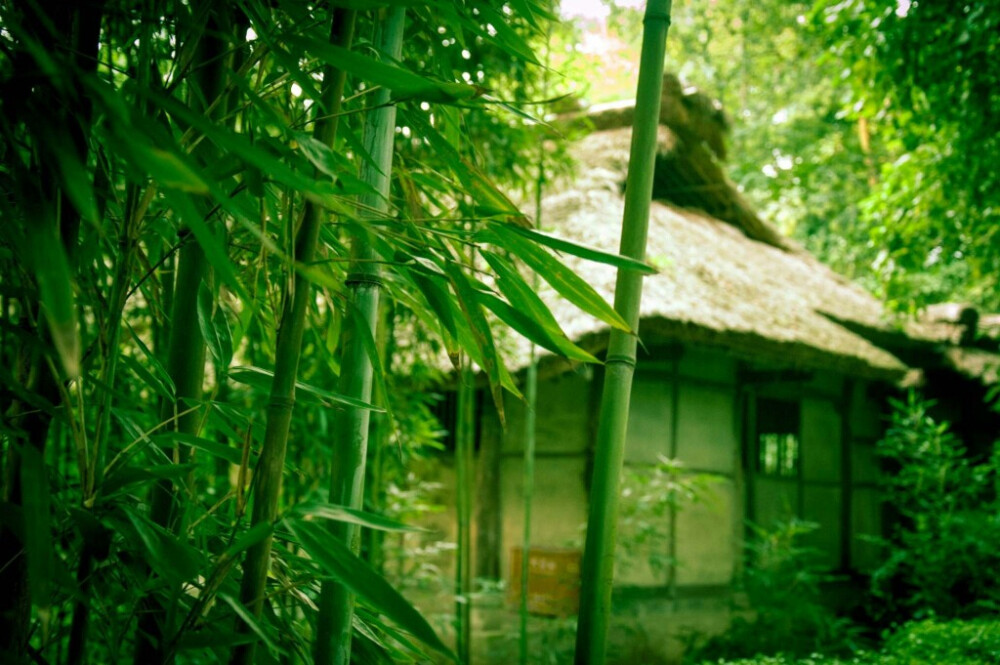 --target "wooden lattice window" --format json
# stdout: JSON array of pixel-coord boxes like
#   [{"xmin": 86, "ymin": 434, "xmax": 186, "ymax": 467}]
[{"xmin": 756, "ymin": 398, "xmax": 800, "ymax": 478}]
